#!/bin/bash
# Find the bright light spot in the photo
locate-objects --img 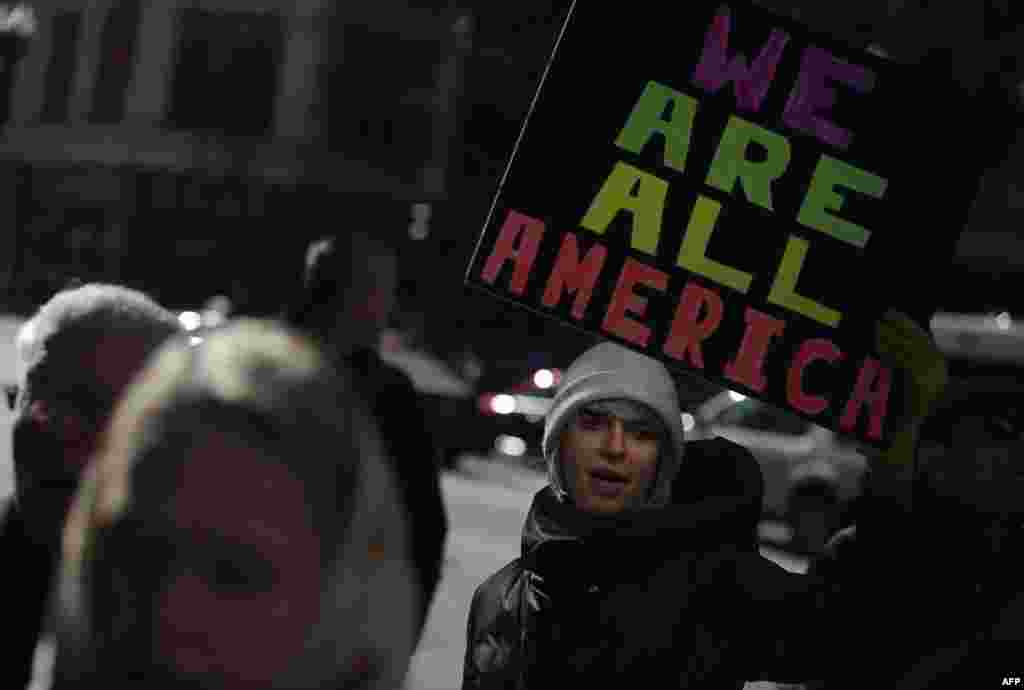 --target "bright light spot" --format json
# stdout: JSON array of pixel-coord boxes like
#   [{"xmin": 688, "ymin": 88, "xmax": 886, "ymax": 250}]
[
  {"xmin": 189, "ymin": 336, "xmax": 203, "ymax": 346},
  {"xmin": 728, "ymin": 391, "xmax": 747, "ymax": 402},
  {"xmin": 681, "ymin": 413, "xmax": 696, "ymax": 433},
  {"xmin": 201, "ymin": 309, "xmax": 225, "ymax": 328},
  {"xmin": 495, "ymin": 435, "xmax": 527, "ymax": 457},
  {"xmin": 995, "ymin": 312, "xmax": 1012, "ymax": 331},
  {"xmin": 490, "ymin": 394, "xmax": 516, "ymax": 415},
  {"xmin": 533, "ymin": 369, "xmax": 555, "ymax": 389},
  {"xmin": 179, "ymin": 311, "xmax": 202, "ymax": 331}
]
